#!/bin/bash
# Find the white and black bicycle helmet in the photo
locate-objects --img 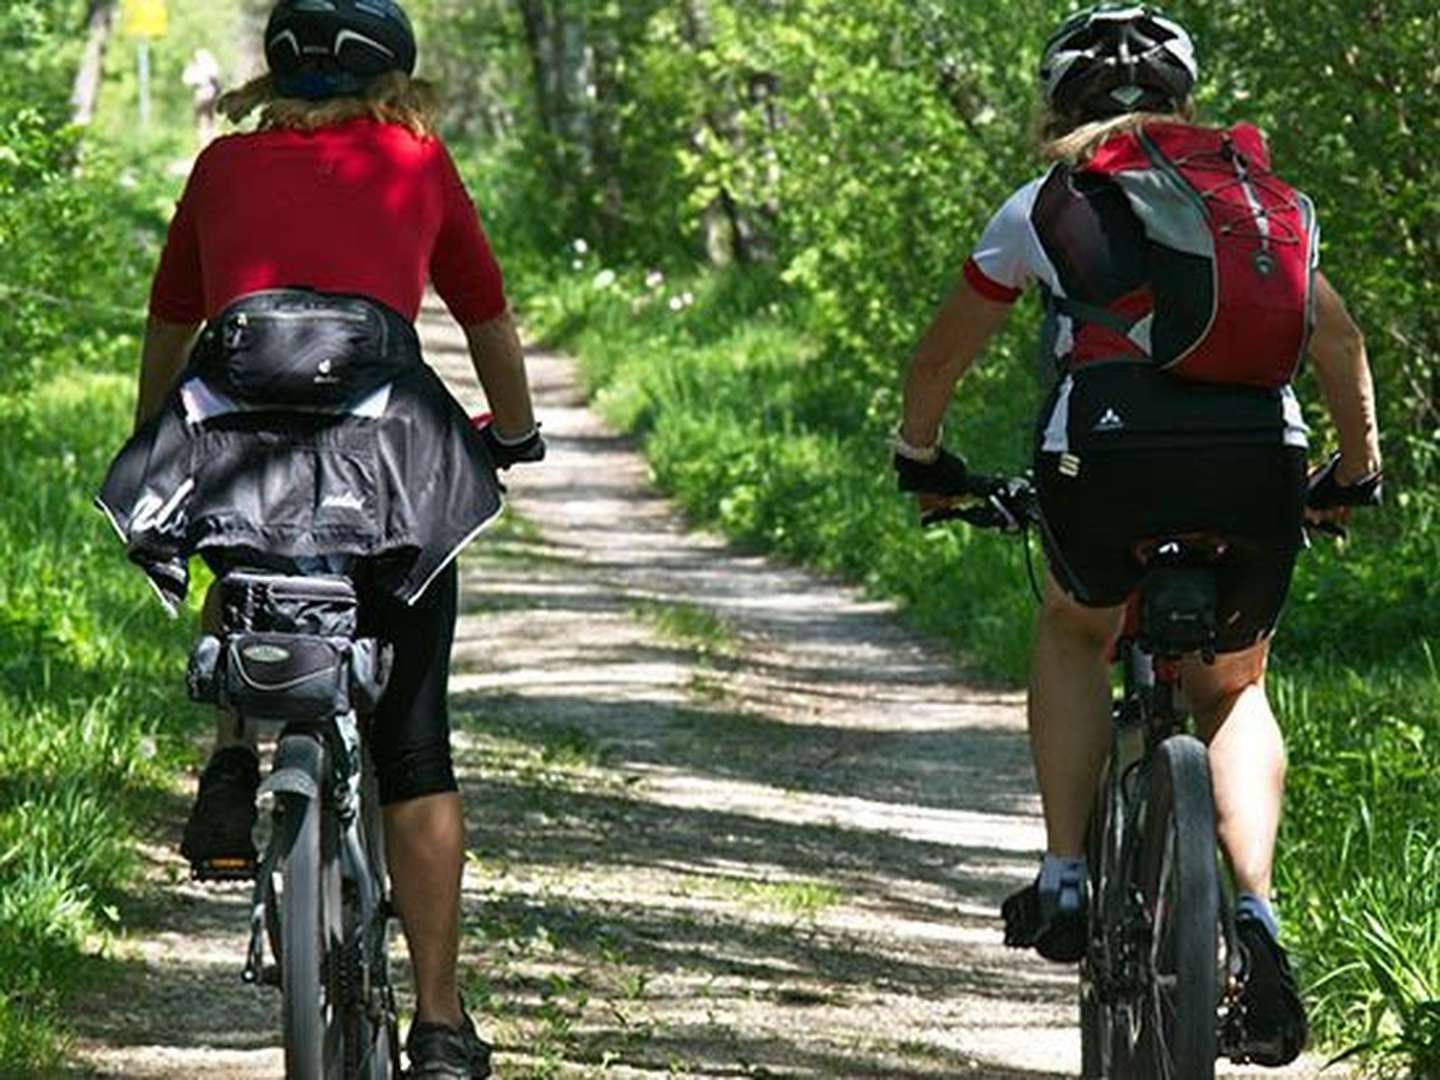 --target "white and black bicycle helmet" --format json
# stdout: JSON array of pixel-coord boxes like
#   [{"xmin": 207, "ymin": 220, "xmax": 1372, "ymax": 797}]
[
  {"xmin": 266, "ymin": 0, "xmax": 417, "ymax": 100},
  {"xmin": 1040, "ymin": 4, "xmax": 1197, "ymax": 119}
]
